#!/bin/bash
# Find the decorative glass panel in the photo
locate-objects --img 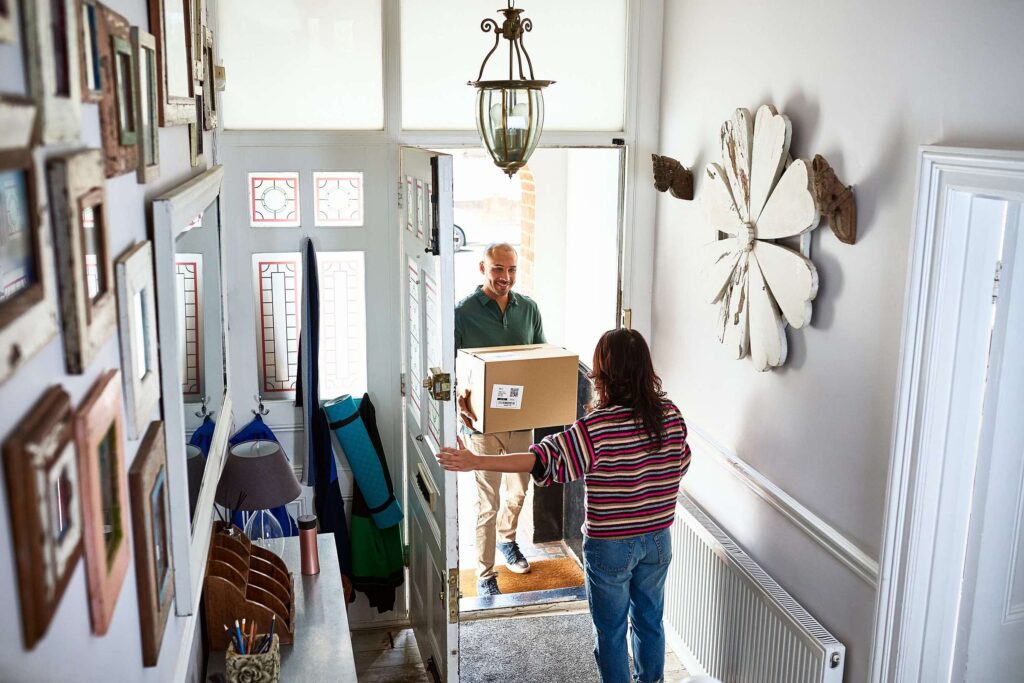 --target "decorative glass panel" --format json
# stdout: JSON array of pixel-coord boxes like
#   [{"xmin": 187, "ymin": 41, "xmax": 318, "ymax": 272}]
[
  {"xmin": 423, "ymin": 269, "xmax": 442, "ymax": 445},
  {"xmin": 406, "ymin": 259, "xmax": 421, "ymax": 426},
  {"xmin": 415, "ymin": 179, "xmax": 425, "ymax": 240},
  {"xmin": 254, "ymin": 254, "xmax": 300, "ymax": 393},
  {"xmin": 400, "ymin": 0, "xmax": 627, "ymax": 131},
  {"xmin": 249, "ymin": 173, "xmax": 300, "ymax": 227},
  {"xmin": 218, "ymin": 0, "xmax": 383, "ymax": 130},
  {"xmin": 317, "ymin": 251, "xmax": 367, "ymax": 397},
  {"xmin": 0, "ymin": 169, "xmax": 36, "ymax": 303},
  {"xmin": 175, "ymin": 254, "xmax": 203, "ymax": 397},
  {"xmin": 314, "ymin": 172, "xmax": 364, "ymax": 227},
  {"xmin": 405, "ymin": 176, "xmax": 414, "ymax": 233}
]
